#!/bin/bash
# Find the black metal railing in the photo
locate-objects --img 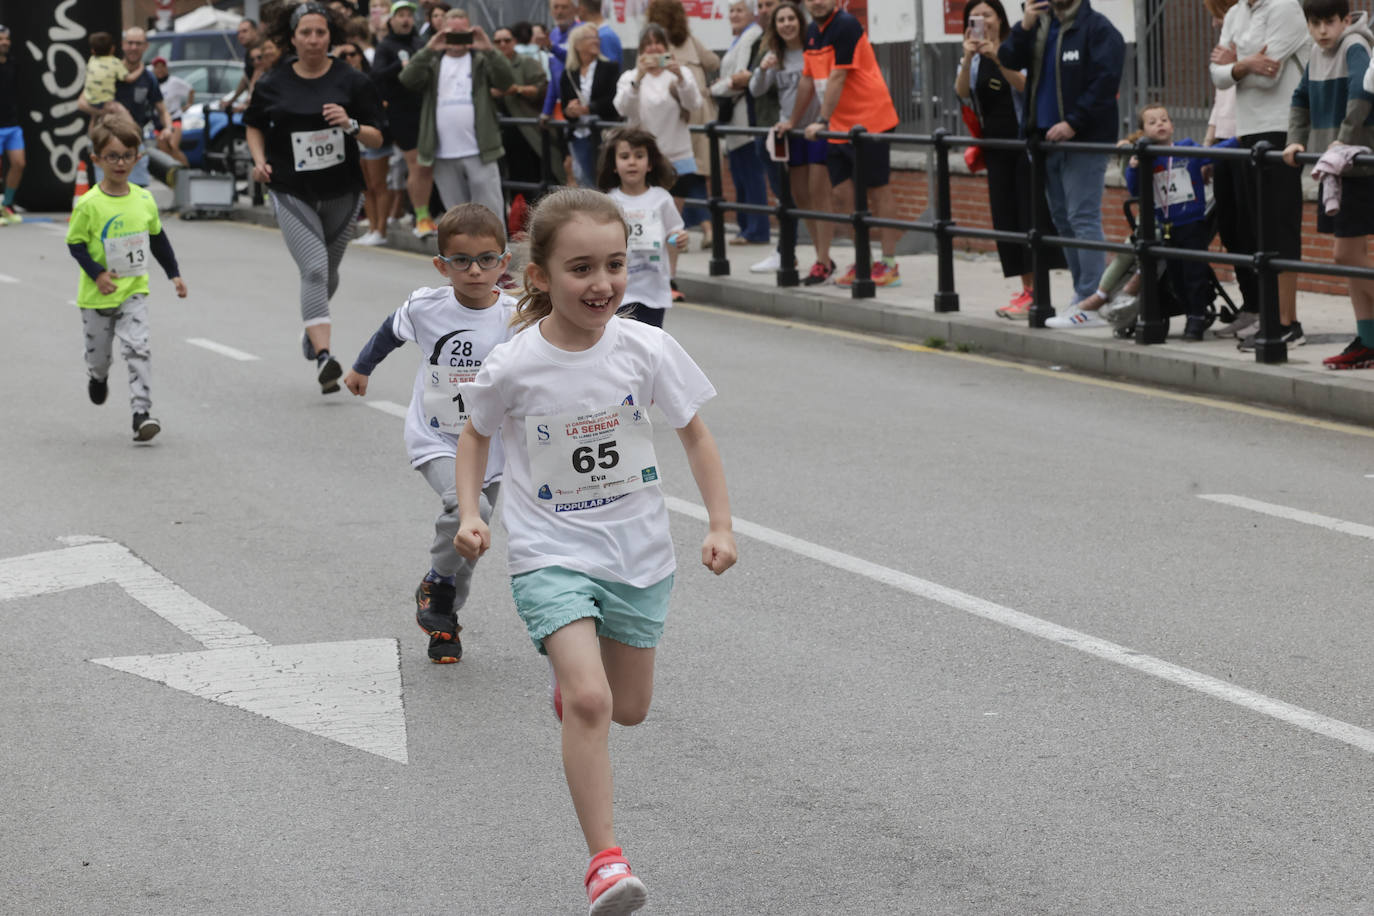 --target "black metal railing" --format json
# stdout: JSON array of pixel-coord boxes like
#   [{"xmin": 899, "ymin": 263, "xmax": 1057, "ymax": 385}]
[{"xmin": 498, "ymin": 116, "xmax": 1371, "ymax": 366}]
